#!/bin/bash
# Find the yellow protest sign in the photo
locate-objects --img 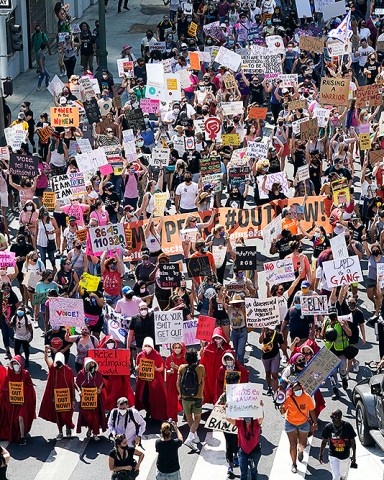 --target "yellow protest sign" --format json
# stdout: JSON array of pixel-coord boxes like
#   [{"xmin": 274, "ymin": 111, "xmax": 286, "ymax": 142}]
[
  {"xmin": 188, "ymin": 22, "xmax": 198, "ymax": 37},
  {"xmin": 54, "ymin": 387, "xmax": 71, "ymax": 411},
  {"xmin": 138, "ymin": 358, "xmax": 155, "ymax": 381},
  {"xmin": 222, "ymin": 134, "xmax": 241, "ymax": 146},
  {"xmin": 359, "ymin": 133, "xmax": 371, "ymax": 151},
  {"xmin": 79, "ymin": 272, "xmax": 100, "ymax": 292},
  {"xmin": 9, "ymin": 381, "xmax": 24, "ymax": 404},
  {"xmin": 50, "ymin": 107, "xmax": 80, "ymax": 127},
  {"xmin": 76, "ymin": 228, "xmax": 88, "ymax": 243},
  {"xmin": 154, "ymin": 192, "xmax": 168, "ymax": 217},
  {"xmin": 81, "ymin": 387, "xmax": 98, "ymax": 409},
  {"xmin": 43, "ymin": 191, "xmax": 56, "ymax": 211}
]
